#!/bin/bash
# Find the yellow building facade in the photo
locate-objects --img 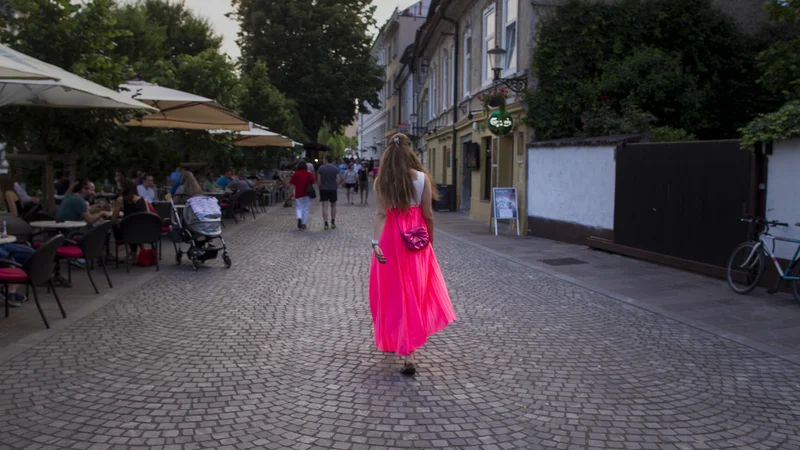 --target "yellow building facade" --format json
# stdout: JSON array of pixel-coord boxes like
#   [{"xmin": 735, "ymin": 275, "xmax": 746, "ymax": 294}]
[{"xmin": 413, "ymin": 0, "xmax": 532, "ymax": 234}]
